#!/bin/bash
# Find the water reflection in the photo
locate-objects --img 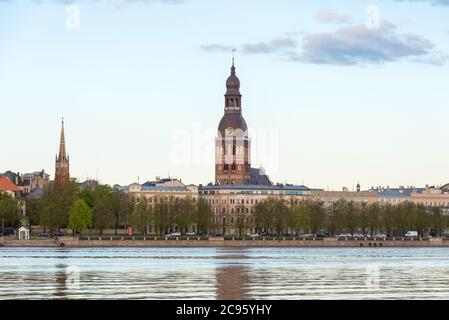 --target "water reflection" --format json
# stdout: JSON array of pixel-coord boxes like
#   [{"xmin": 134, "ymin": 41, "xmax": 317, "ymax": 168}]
[
  {"xmin": 215, "ymin": 250, "xmax": 250, "ymax": 300},
  {"xmin": 54, "ymin": 264, "xmax": 68, "ymax": 299},
  {"xmin": 1, "ymin": 247, "xmax": 449, "ymax": 299}
]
